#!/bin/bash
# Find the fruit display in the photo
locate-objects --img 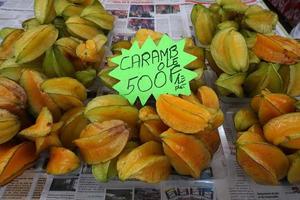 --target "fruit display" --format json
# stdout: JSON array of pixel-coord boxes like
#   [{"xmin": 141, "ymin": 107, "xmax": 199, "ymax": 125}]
[
  {"xmin": 0, "ymin": 70, "xmax": 223, "ymax": 184},
  {"xmin": 0, "ymin": 27, "xmax": 222, "ymax": 184},
  {"xmin": 0, "ymin": 18, "xmax": 220, "ymax": 185},
  {"xmin": 234, "ymin": 89, "xmax": 300, "ymax": 184},
  {"xmin": 2, "ymin": 0, "xmax": 299, "ymax": 191},
  {"xmin": 191, "ymin": 0, "xmax": 300, "ymax": 97},
  {"xmin": 0, "ymin": 0, "xmax": 115, "ymax": 86}
]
